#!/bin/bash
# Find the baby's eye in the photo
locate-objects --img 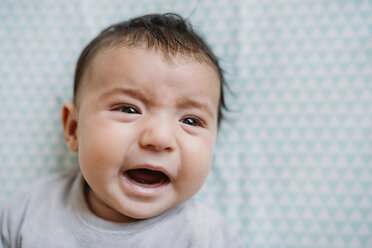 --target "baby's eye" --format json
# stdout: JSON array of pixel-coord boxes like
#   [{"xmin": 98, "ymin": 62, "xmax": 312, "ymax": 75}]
[
  {"xmin": 112, "ymin": 105, "xmax": 140, "ymax": 114},
  {"xmin": 180, "ymin": 117, "xmax": 205, "ymax": 127}
]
